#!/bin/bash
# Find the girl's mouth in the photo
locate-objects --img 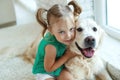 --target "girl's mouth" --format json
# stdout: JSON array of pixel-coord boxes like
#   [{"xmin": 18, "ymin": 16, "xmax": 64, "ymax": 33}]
[{"xmin": 64, "ymin": 39, "xmax": 73, "ymax": 43}]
